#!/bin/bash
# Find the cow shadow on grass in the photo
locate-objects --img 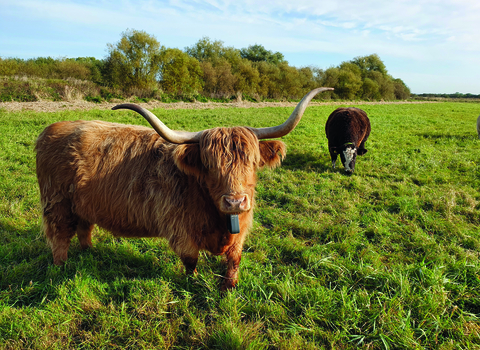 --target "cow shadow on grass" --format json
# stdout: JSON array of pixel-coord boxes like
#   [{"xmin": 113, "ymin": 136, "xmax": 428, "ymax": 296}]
[
  {"xmin": 281, "ymin": 149, "xmax": 332, "ymax": 173},
  {"xmin": 0, "ymin": 222, "xmax": 224, "ymax": 310}
]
